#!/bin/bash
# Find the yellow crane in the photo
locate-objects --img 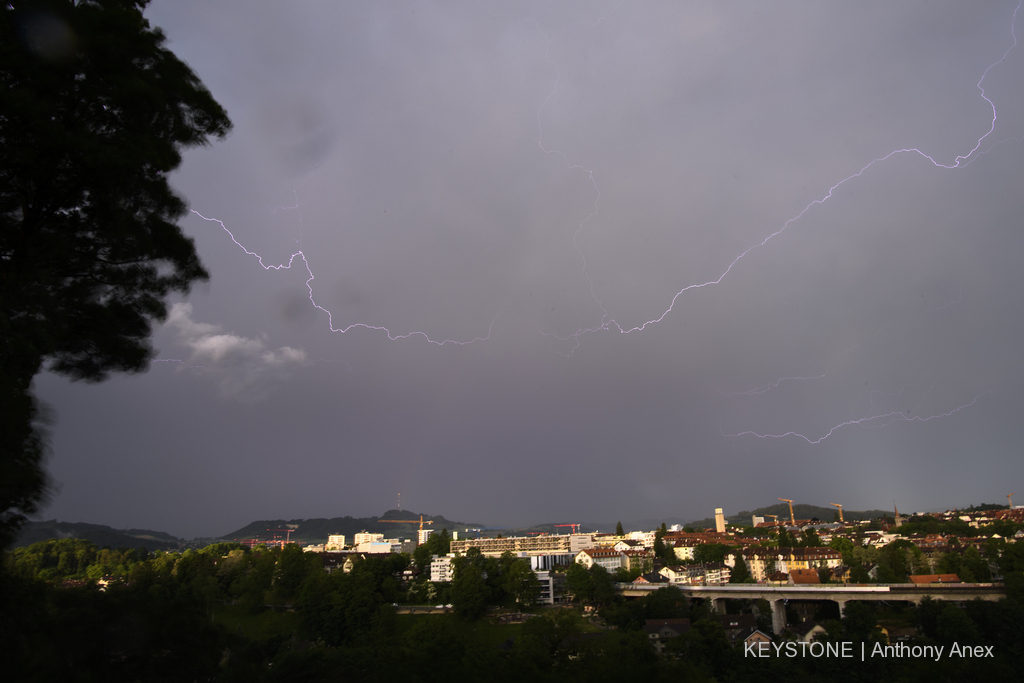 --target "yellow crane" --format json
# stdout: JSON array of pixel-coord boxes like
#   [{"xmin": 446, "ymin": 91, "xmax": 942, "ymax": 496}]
[
  {"xmin": 779, "ymin": 498, "xmax": 796, "ymax": 526},
  {"xmin": 377, "ymin": 515, "xmax": 435, "ymax": 541},
  {"xmin": 830, "ymin": 503, "xmax": 844, "ymax": 523},
  {"xmin": 1009, "ymin": 493, "xmax": 1016, "ymax": 509},
  {"xmin": 765, "ymin": 514, "xmax": 779, "ymax": 527}
]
